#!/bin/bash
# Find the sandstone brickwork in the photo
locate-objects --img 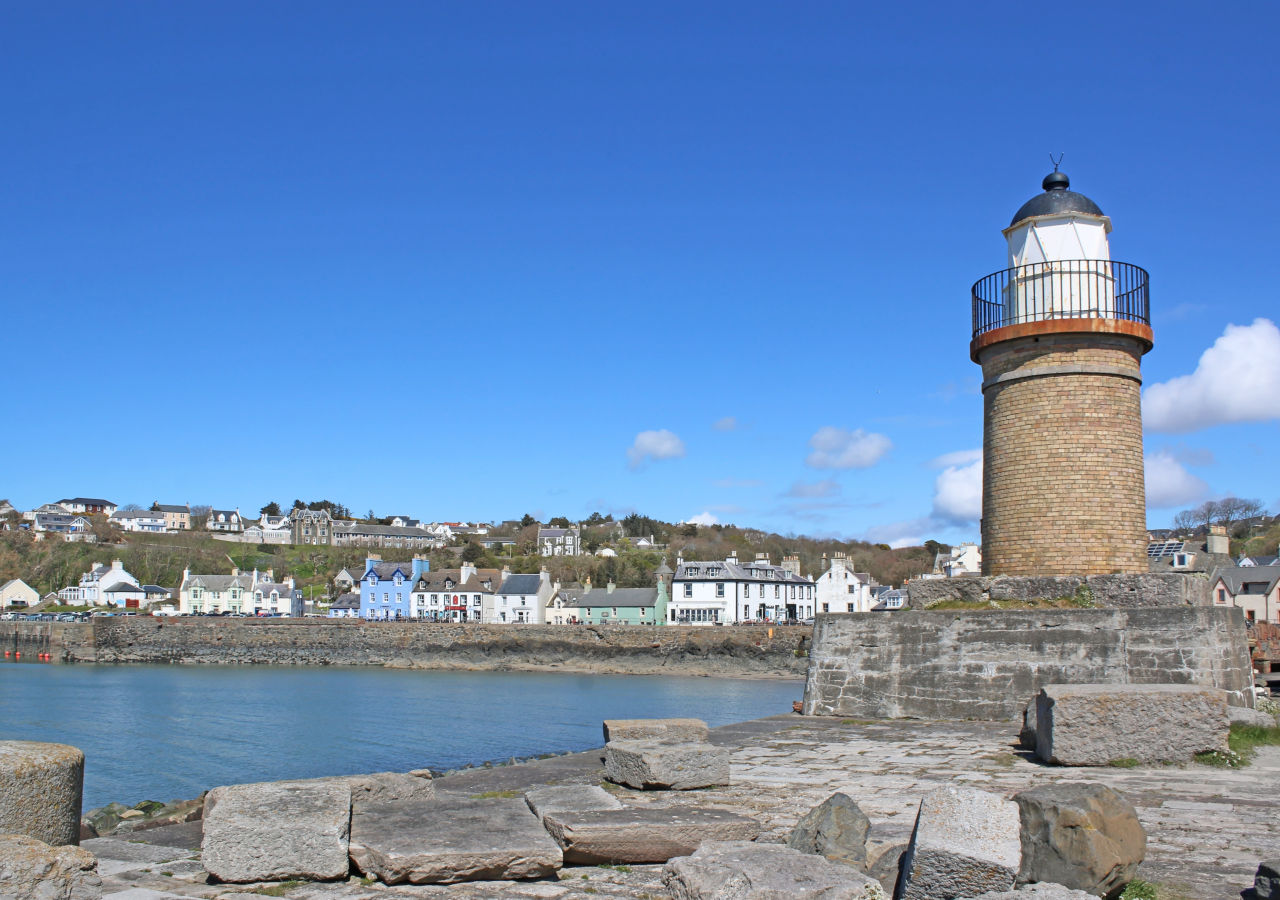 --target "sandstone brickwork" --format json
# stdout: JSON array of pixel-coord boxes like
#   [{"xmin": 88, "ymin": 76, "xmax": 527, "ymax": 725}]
[{"xmin": 979, "ymin": 331, "xmax": 1148, "ymax": 576}]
